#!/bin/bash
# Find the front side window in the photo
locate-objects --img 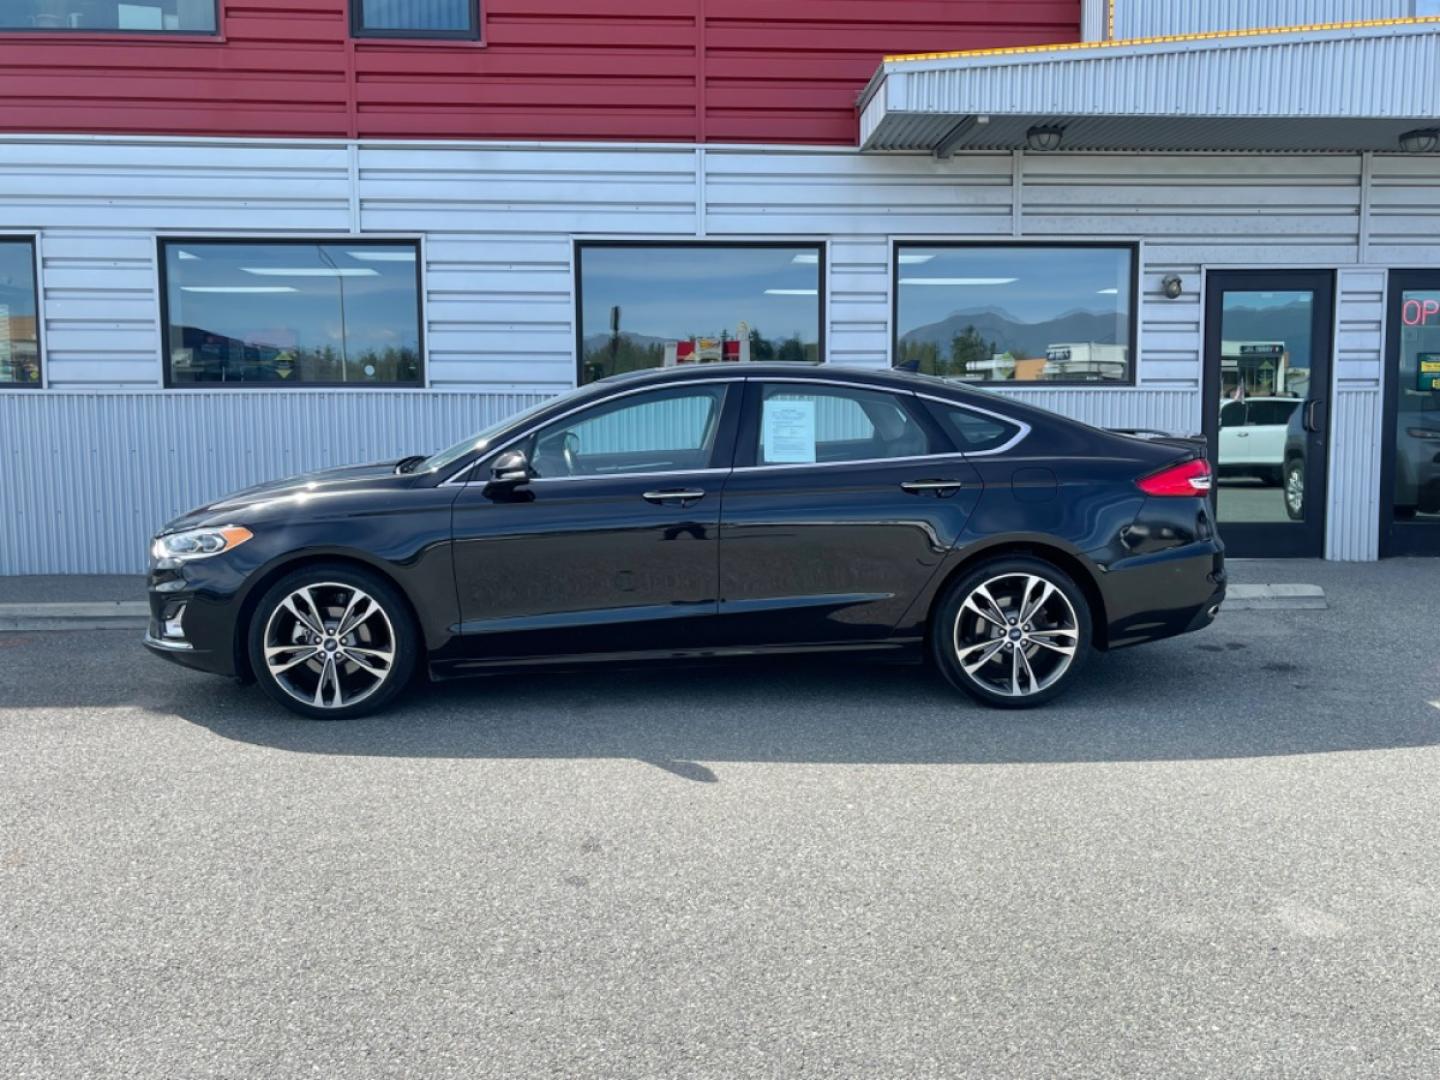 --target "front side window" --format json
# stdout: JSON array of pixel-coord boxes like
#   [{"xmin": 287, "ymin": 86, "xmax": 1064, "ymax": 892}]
[
  {"xmin": 353, "ymin": 0, "xmax": 479, "ymax": 38},
  {"xmin": 526, "ymin": 385, "xmax": 728, "ymax": 478},
  {"xmin": 577, "ymin": 243, "xmax": 823, "ymax": 384},
  {"xmin": 0, "ymin": 239, "xmax": 39, "ymax": 386},
  {"xmin": 895, "ymin": 244, "xmax": 1136, "ymax": 385},
  {"xmin": 755, "ymin": 384, "xmax": 932, "ymax": 466},
  {"xmin": 162, "ymin": 240, "xmax": 422, "ymax": 388},
  {"xmin": 1, "ymin": 1, "xmax": 216, "ymax": 32}
]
